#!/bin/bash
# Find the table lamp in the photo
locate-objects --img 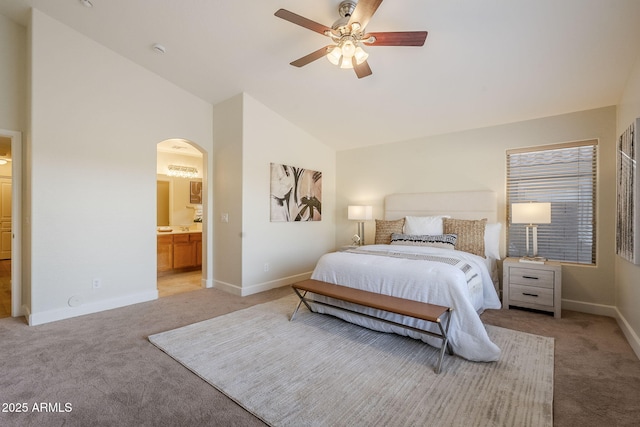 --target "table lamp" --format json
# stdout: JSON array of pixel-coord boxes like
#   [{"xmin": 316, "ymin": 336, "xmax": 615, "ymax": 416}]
[
  {"xmin": 511, "ymin": 202, "xmax": 551, "ymax": 262},
  {"xmin": 348, "ymin": 205, "xmax": 373, "ymax": 246}
]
